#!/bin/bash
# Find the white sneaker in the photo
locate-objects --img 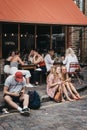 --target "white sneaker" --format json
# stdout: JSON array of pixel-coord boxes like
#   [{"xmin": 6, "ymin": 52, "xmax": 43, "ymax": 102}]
[
  {"xmin": 26, "ymin": 83, "xmax": 34, "ymax": 88},
  {"xmin": 2, "ymin": 108, "xmax": 9, "ymax": 114}
]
